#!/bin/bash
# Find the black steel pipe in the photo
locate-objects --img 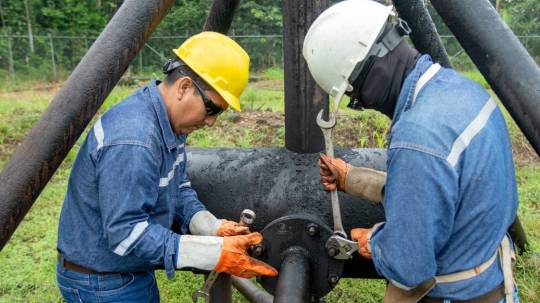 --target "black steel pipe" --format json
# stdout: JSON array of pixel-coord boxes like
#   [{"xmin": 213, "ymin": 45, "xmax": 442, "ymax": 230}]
[
  {"xmin": 274, "ymin": 247, "xmax": 310, "ymax": 303},
  {"xmin": 203, "ymin": 0, "xmax": 240, "ymax": 34},
  {"xmin": 431, "ymin": 0, "xmax": 540, "ymax": 157},
  {"xmin": 187, "ymin": 147, "xmax": 386, "ymax": 279},
  {"xmin": 283, "ymin": 0, "xmax": 329, "ymax": 153},
  {"xmin": 0, "ymin": 0, "xmax": 176, "ymax": 250},
  {"xmin": 392, "ymin": 0, "xmax": 452, "ymax": 68},
  {"xmin": 187, "ymin": 147, "xmax": 386, "ymax": 234},
  {"xmin": 231, "ymin": 277, "xmax": 273, "ymax": 303},
  {"xmin": 209, "ymin": 274, "xmax": 232, "ymax": 303}
]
